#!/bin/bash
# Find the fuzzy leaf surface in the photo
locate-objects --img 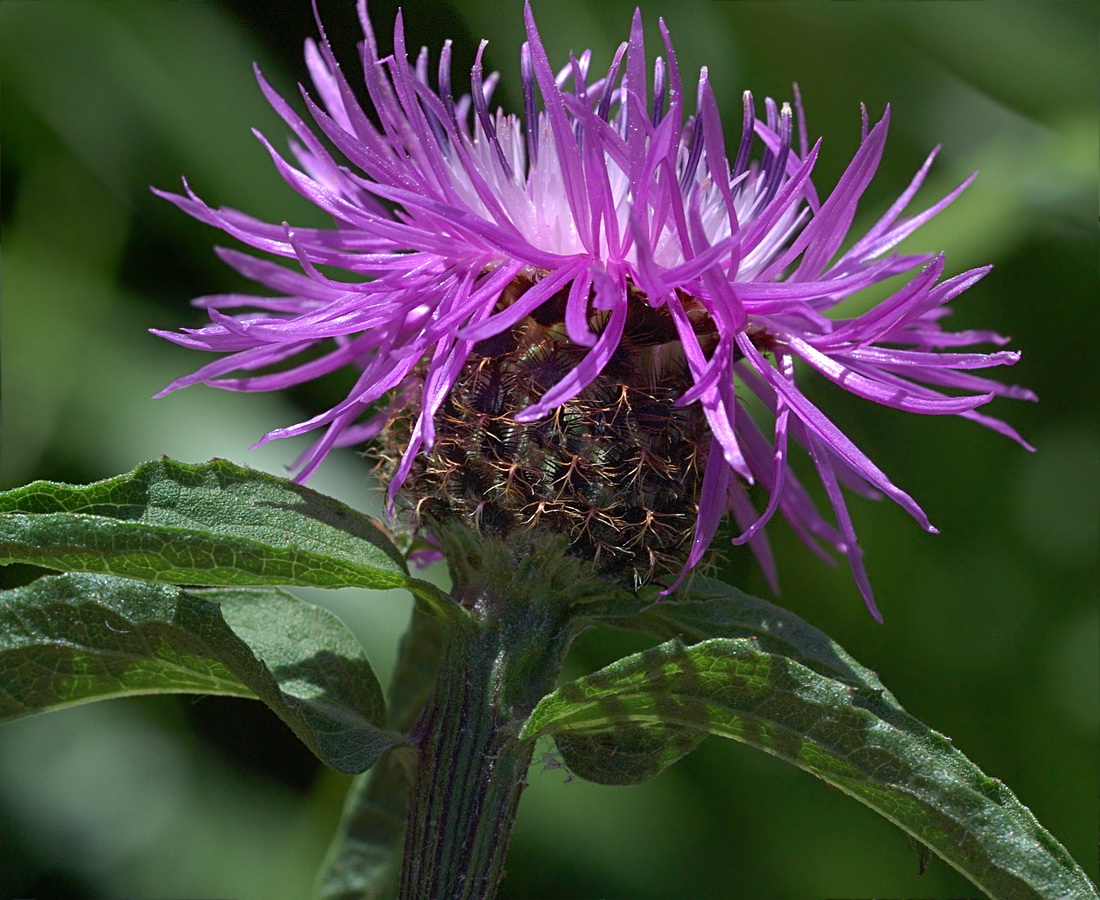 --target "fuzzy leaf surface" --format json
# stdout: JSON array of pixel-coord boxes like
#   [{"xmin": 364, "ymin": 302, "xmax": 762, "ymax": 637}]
[
  {"xmin": 0, "ymin": 572, "xmax": 403, "ymax": 774},
  {"xmin": 524, "ymin": 633, "xmax": 1098, "ymax": 900},
  {"xmin": 0, "ymin": 457, "xmax": 407, "ymax": 589},
  {"xmin": 625, "ymin": 576, "xmax": 899, "ymax": 697}
]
